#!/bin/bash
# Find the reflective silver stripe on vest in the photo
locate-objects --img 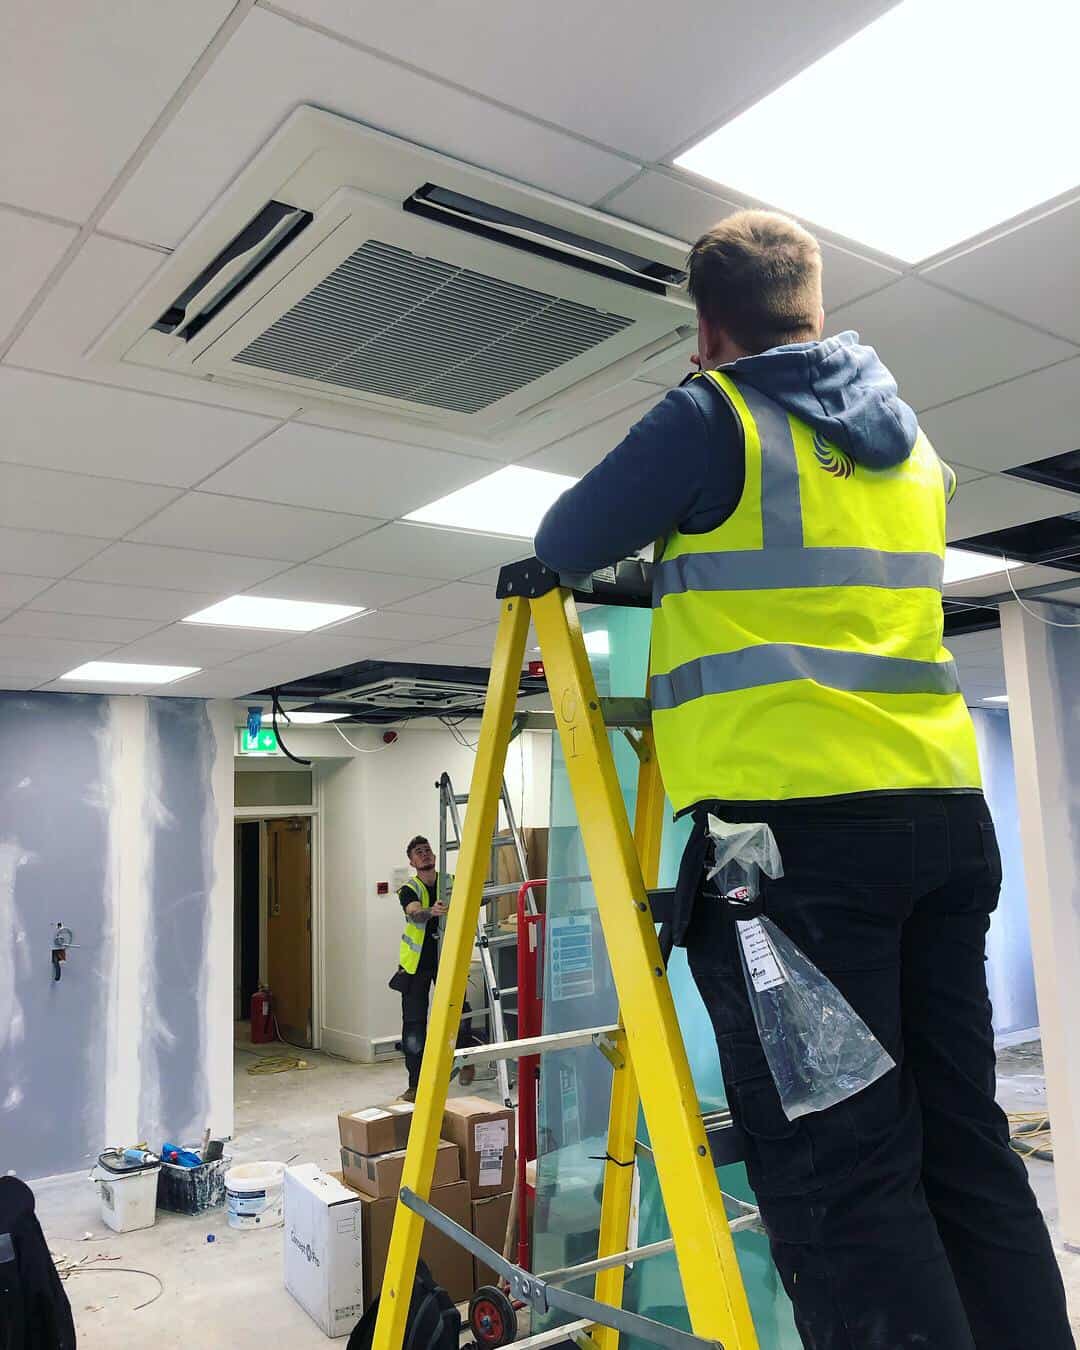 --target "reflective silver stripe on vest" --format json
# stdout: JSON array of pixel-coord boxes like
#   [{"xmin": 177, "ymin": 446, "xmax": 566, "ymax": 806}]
[
  {"xmin": 400, "ymin": 931, "xmax": 424, "ymax": 955},
  {"xmin": 653, "ymin": 547, "xmax": 943, "ymax": 602},
  {"xmin": 737, "ymin": 381, "xmax": 804, "ymax": 548},
  {"xmin": 650, "ymin": 644, "xmax": 960, "ymax": 710}
]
